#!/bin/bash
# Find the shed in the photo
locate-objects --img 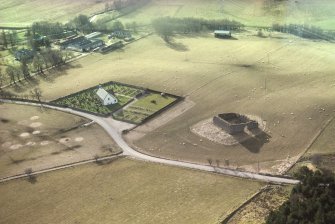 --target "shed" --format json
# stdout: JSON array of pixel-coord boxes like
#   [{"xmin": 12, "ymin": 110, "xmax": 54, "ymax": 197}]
[
  {"xmin": 85, "ymin": 32, "xmax": 102, "ymax": 39},
  {"xmin": 96, "ymin": 87, "xmax": 118, "ymax": 106},
  {"xmin": 214, "ymin": 30, "xmax": 232, "ymax": 38}
]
